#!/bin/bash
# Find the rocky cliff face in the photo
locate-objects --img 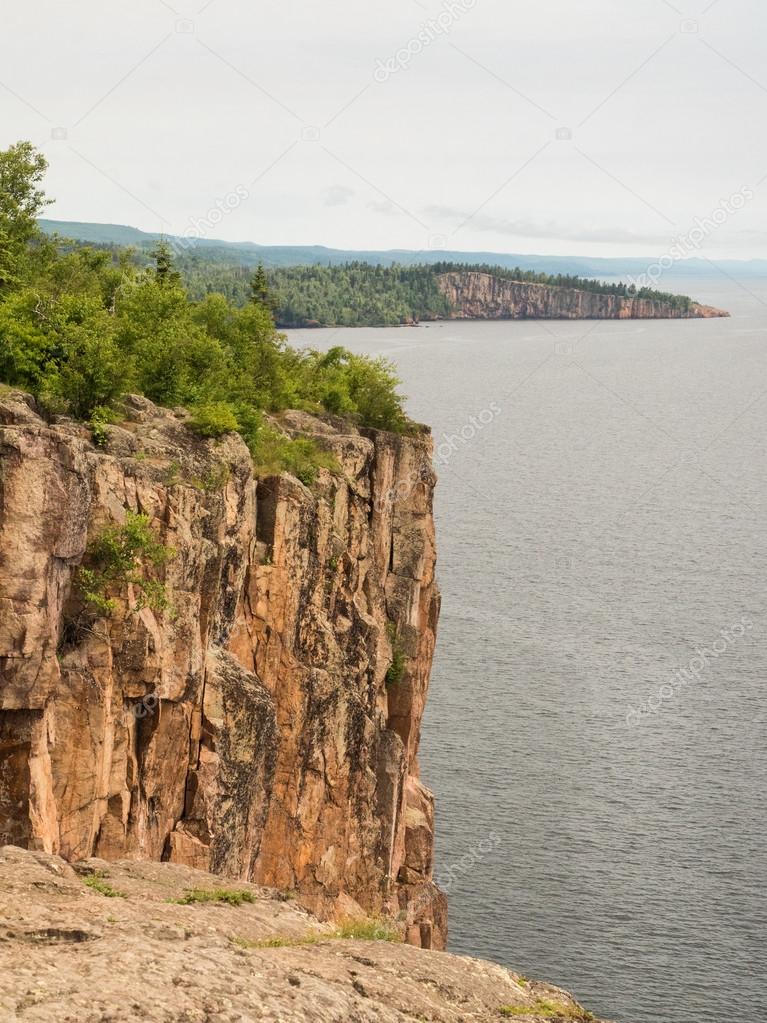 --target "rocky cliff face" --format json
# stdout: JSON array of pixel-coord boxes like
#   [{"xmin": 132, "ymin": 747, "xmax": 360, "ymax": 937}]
[
  {"xmin": 437, "ymin": 271, "xmax": 729, "ymax": 320},
  {"xmin": 0, "ymin": 390, "xmax": 445, "ymax": 948}
]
